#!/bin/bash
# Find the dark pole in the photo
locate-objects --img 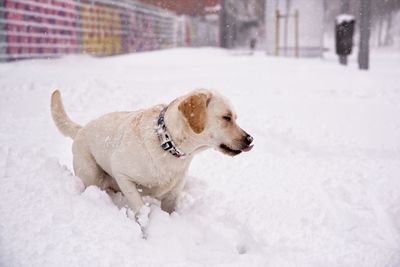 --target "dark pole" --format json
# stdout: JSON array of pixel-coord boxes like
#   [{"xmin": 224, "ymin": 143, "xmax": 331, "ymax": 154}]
[
  {"xmin": 283, "ymin": 0, "xmax": 291, "ymax": 56},
  {"xmin": 358, "ymin": 0, "xmax": 371, "ymax": 70},
  {"xmin": 220, "ymin": 0, "xmax": 229, "ymax": 48}
]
